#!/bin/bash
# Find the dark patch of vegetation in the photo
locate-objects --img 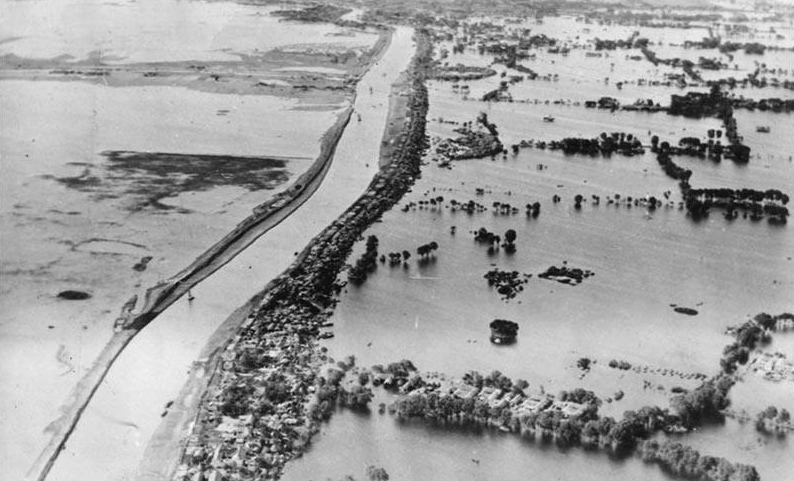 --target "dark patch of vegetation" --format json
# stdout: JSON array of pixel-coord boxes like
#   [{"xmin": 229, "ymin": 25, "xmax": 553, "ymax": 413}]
[
  {"xmin": 484, "ymin": 268, "xmax": 530, "ymax": 300},
  {"xmin": 416, "ymin": 241, "xmax": 439, "ymax": 259},
  {"xmin": 271, "ymin": 4, "xmax": 351, "ymax": 23},
  {"xmin": 577, "ymin": 357, "xmax": 592, "ymax": 372},
  {"xmin": 720, "ymin": 313, "xmax": 775, "ymax": 373},
  {"xmin": 489, "ymin": 319, "xmax": 518, "ymax": 344},
  {"xmin": 348, "ymin": 235, "xmax": 379, "ymax": 285},
  {"xmin": 528, "ymin": 132, "xmax": 644, "ymax": 157},
  {"xmin": 431, "ymin": 64, "xmax": 496, "ymax": 81},
  {"xmin": 609, "ymin": 359, "xmax": 632, "ymax": 370},
  {"xmin": 670, "ymin": 377, "xmax": 733, "ymax": 428},
  {"xmin": 639, "ymin": 440, "xmax": 760, "ymax": 481},
  {"xmin": 538, "ymin": 265, "xmax": 594, "ymax": 285},
  {"xmin": 755, "ymin": 405, "xmax": 791, "ymax": 436},
  {"xmin": 47, "ymin": 151, "xmax": 291, "ymax": 212}
]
